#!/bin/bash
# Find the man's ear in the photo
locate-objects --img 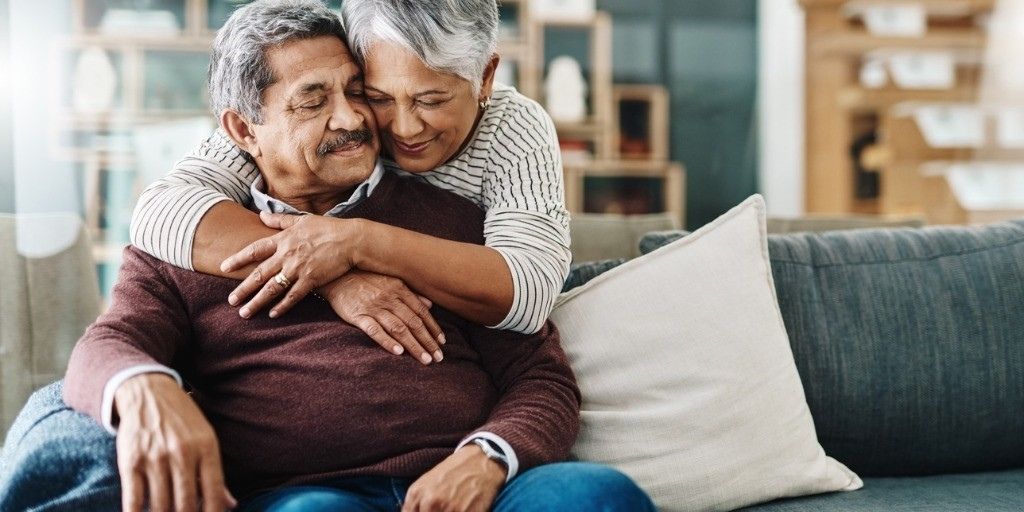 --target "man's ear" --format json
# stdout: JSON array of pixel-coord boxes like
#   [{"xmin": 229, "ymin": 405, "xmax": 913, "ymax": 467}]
[
  {"xmin": 479, "ymin": 53, "xmax": 500, "ymax": 101},
  {"xmin": 220, "ymin": 109, "xmax": 262, "ymax": 158}
]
